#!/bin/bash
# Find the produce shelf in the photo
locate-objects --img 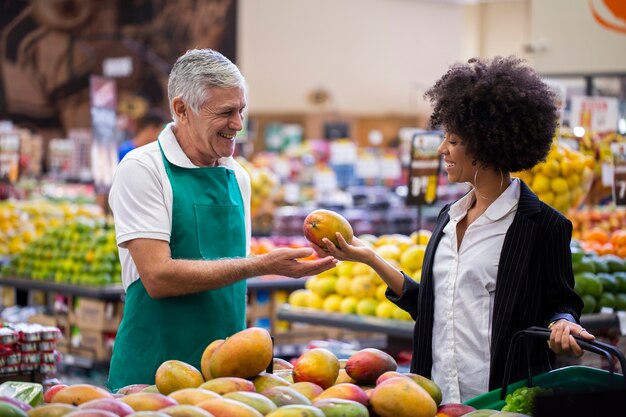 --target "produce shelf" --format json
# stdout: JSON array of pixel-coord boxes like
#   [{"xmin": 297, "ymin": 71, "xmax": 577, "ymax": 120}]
[
  {"xmin": 277, "ymin": 305, "xmax": 414, "ymax": 338},
  {"xmin": 0, "ymin": 277, "xmax": 124, "ymax": 301},
  {"xmin": 247, "ymin": 276, "xmax": 307, "ymax": 290},
  {"xmin": 278, "ymin": 306, "xmax": 624, "ymax": 338}
]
